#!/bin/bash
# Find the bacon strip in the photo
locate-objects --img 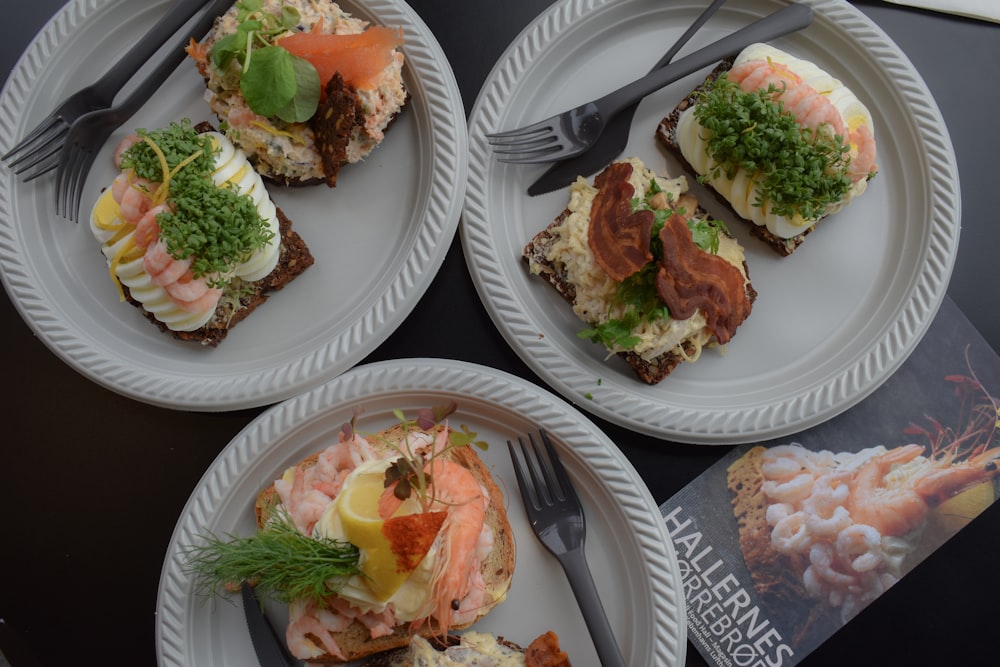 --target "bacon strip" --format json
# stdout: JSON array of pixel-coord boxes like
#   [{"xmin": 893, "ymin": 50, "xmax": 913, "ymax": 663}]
[
  {"xmin": 655, "ymin": 213, "xmax": 751, "ymax": 344},
  {"xmin": 588, "ymin": 162, "xmax": 654, "ymax": 281}
]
